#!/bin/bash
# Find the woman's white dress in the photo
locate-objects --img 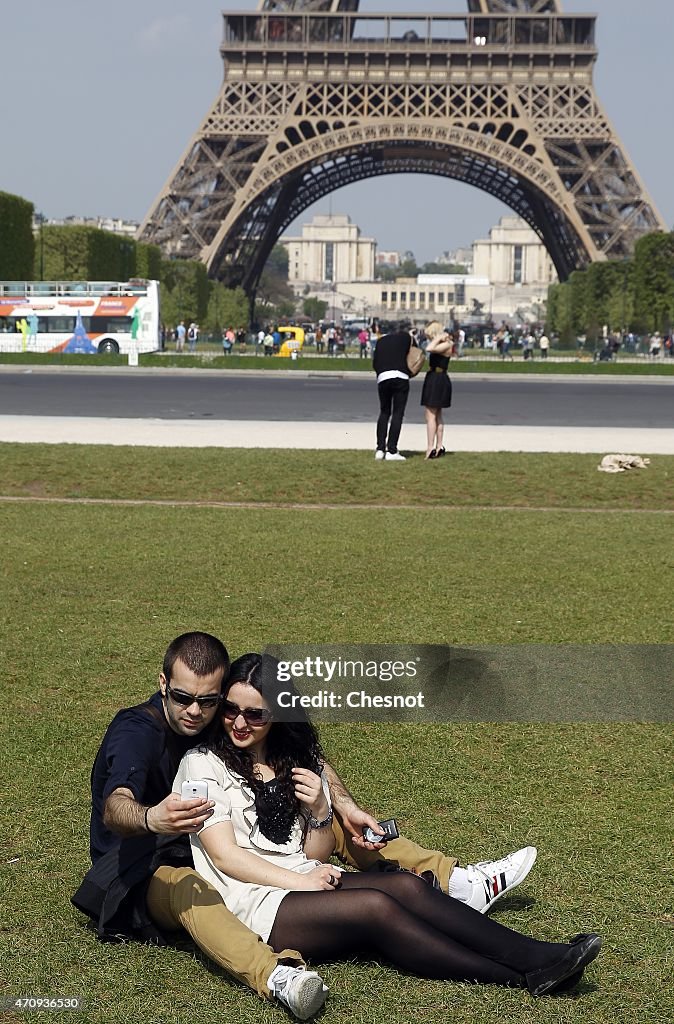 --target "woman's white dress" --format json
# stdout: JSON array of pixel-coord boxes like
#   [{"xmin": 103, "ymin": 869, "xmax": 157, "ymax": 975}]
[{"xmin": 173, "ymin": 748, "xmax": 330, "ymax": 941}]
